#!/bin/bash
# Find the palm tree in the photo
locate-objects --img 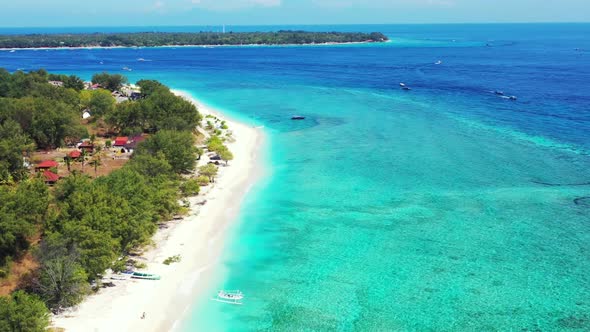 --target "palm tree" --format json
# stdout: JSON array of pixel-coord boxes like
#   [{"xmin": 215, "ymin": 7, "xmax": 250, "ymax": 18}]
[
  {"xmin": 90, "ymin": 157, "xmax": 101, "ymax": 177},
  {"xmin": 80, "ymin": 149, "xmax": 87, "ymax": 172},
  {"xmin": 65, "ymin": 156, "xmax": 72, "ymax": 172}
]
